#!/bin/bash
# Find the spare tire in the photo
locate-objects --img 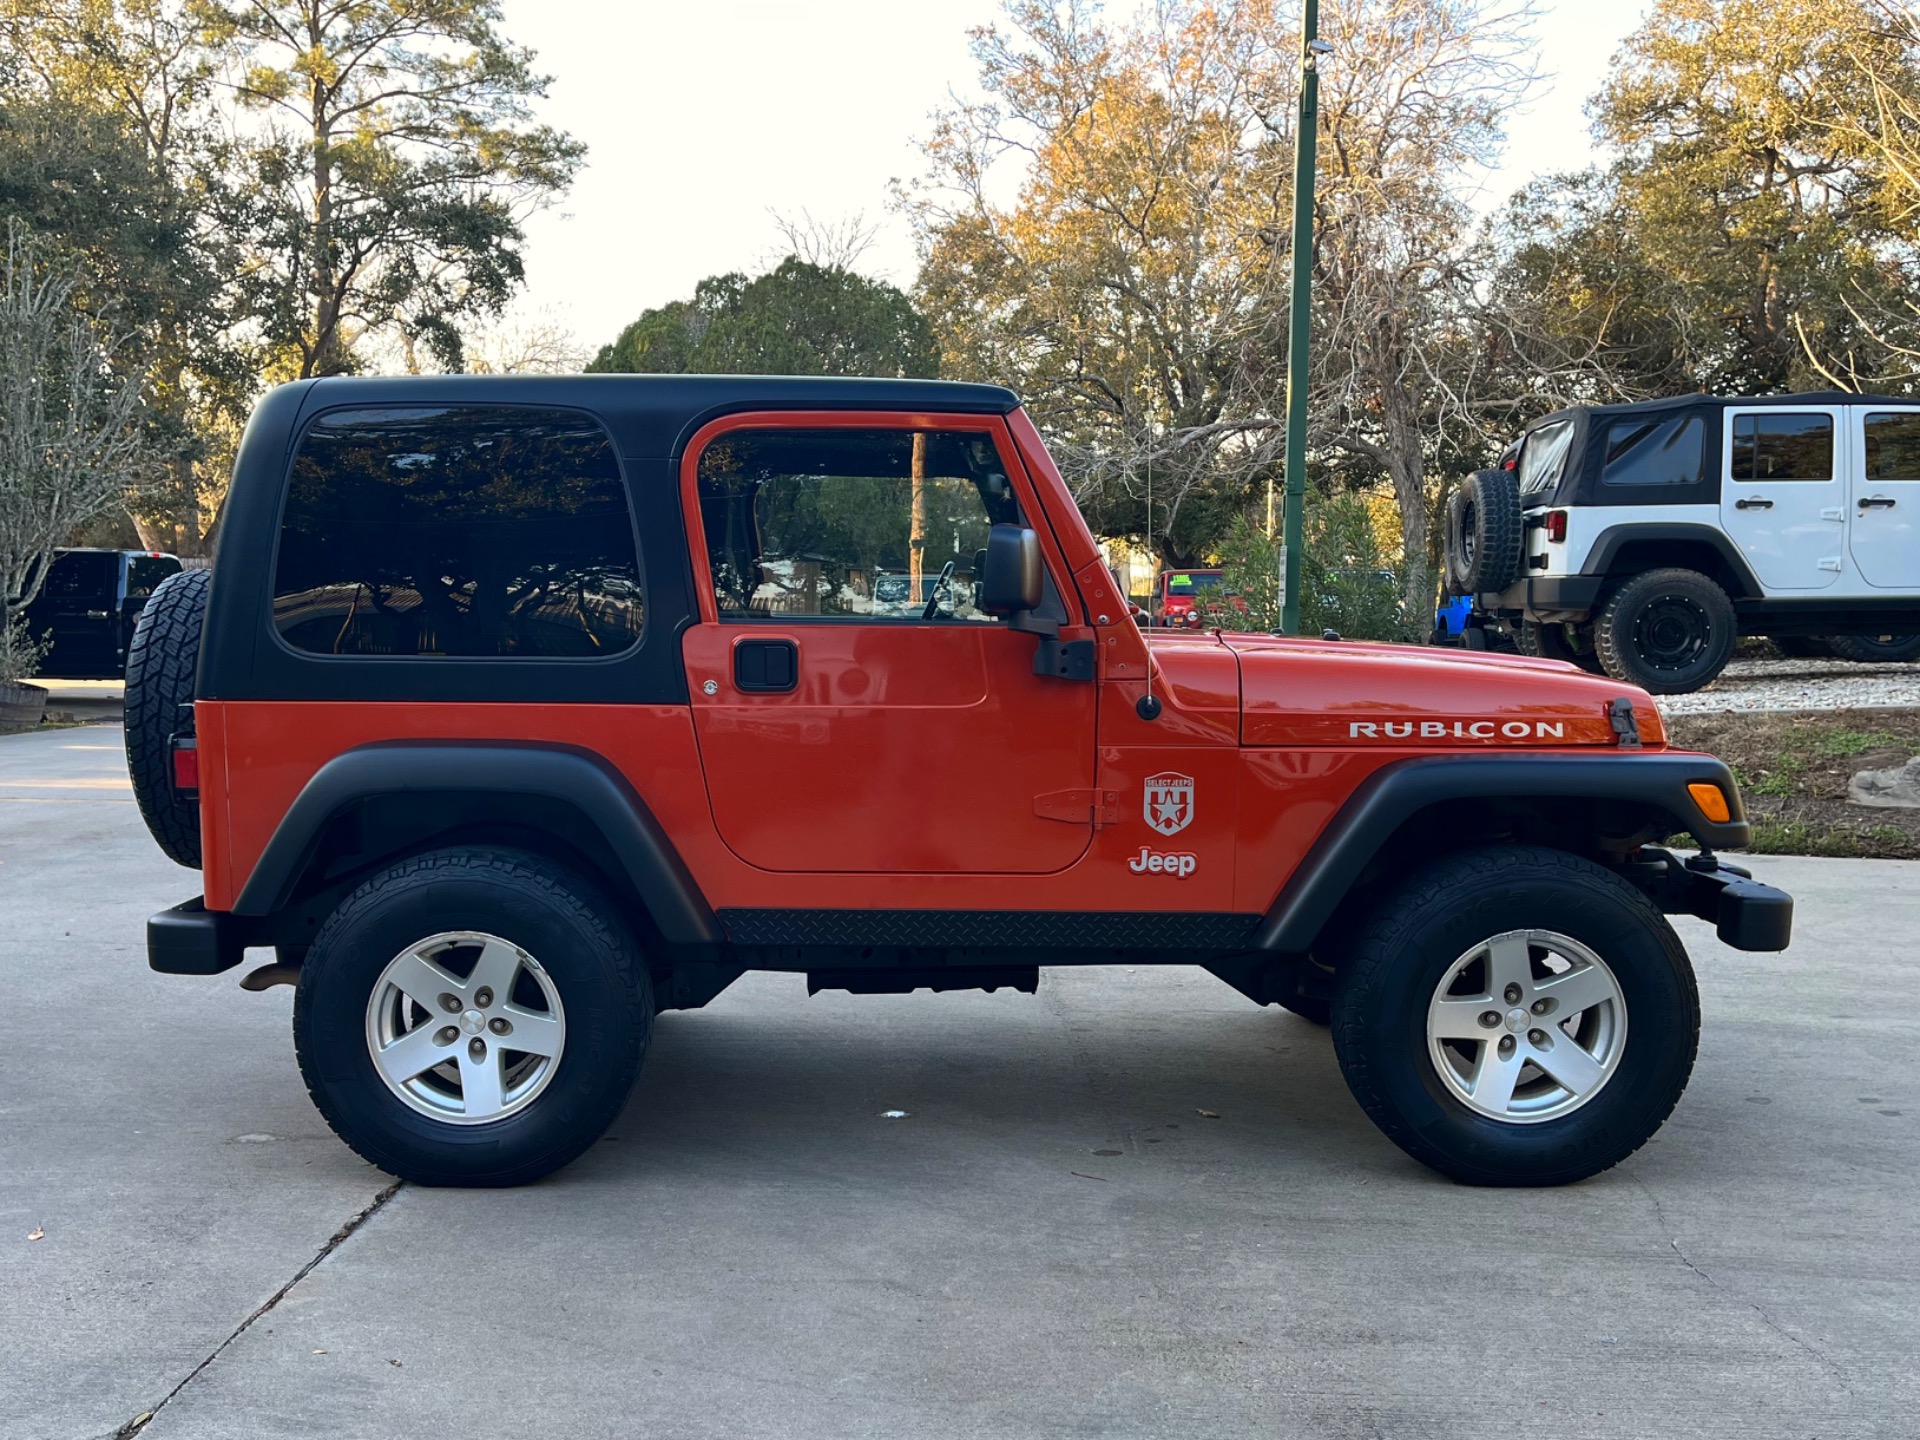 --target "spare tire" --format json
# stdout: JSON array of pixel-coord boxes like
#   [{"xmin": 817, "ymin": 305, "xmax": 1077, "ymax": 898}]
[
  {"xmin": 1828, "ymin": 633, "xmax": 1920, "ymax": 664},
  {"xmin": 125, "ymin": 568, "xmax": 210, "ymax": 868},
  {"xmin": 1444, "ymin": 469, "xmax": 1523, "ymax": 595}
]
